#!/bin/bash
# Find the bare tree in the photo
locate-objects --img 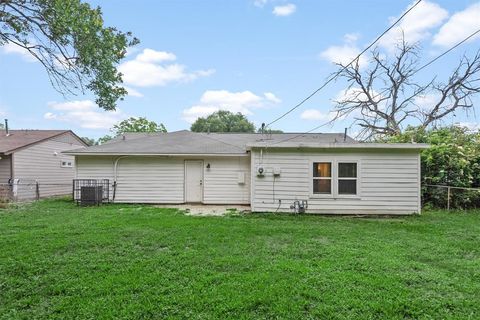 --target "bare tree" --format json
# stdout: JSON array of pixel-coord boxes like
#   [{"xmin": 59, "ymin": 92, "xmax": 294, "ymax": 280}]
[{"xmin": 331, "ymin": 39, "xmax": 480, "ymax": 140}]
